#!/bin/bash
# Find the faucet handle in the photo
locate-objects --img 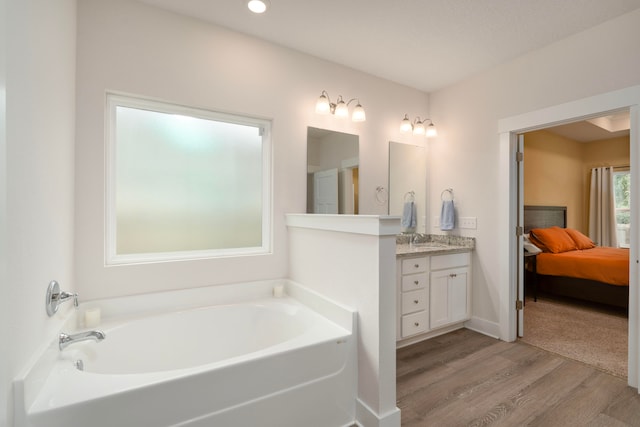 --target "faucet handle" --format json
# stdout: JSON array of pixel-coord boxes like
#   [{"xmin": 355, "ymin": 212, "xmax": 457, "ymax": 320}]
[
  {"xmin": 59, "ymin": 291, "xmax": 79, "ymax": 308},
  {"xmin": 46, "ymin": 280, "xmax": 79, "ymax": 316}
]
